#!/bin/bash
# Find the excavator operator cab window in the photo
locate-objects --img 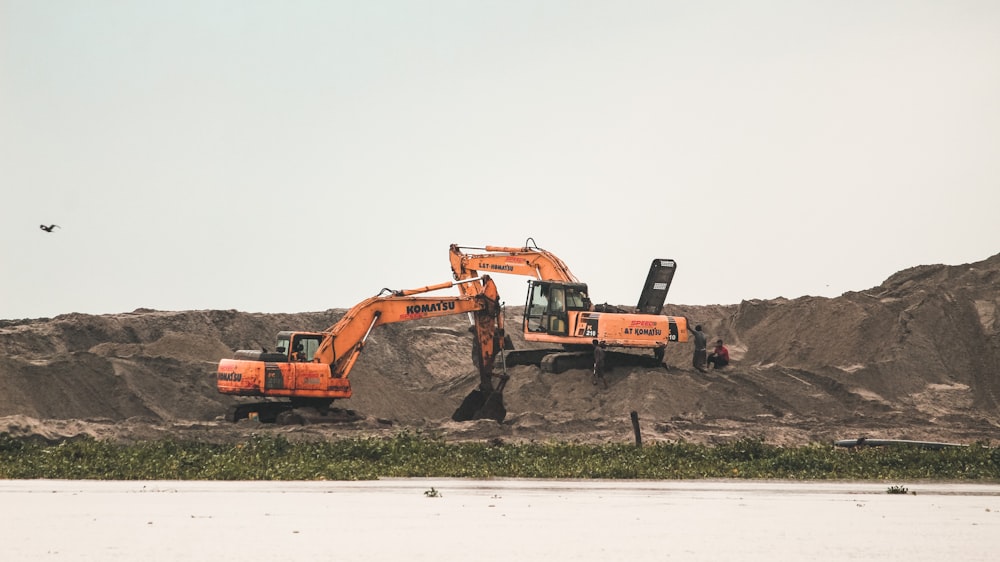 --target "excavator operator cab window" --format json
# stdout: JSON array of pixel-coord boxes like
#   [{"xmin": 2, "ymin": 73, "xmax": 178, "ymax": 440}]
[
  {"xmin": 548, "ymin": 287, "xmax": 567, "ymax": 313},
  {"xmin": 290, "ymin": 335, "xmax": 322, "ymax": 362},
  {"xmin": 524, "ymin": 282, "xmax": 571, "ymax": 335},
  {"xmin": 525, "ymin": 282, "xmax": 573, "ymax": 335},
  {"xmin": 546, "ymin": 287, "xmax": 568, "ymax": 334},
  {"xmin": 276, "ymin": 335, "xmax": 291, "ymax": 356},
  {"xmin": 564, "ymin": 287, "xmax": 586, "ymax": 310}
]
